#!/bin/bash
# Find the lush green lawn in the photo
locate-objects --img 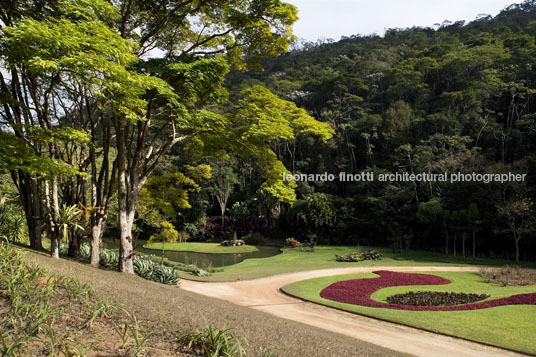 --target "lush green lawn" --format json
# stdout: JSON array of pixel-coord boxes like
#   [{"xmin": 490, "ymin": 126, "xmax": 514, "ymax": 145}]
[
  {"xmin": 143, "ymin": 242, "xmax": 259, "ymax": 254},
  {"xmin": 178, "ymin": 245, "xmax": 536, "ymax": 282},
  {"xmin": 282, "ymin": 271, "xmax": 536, "ymax": 354}
]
